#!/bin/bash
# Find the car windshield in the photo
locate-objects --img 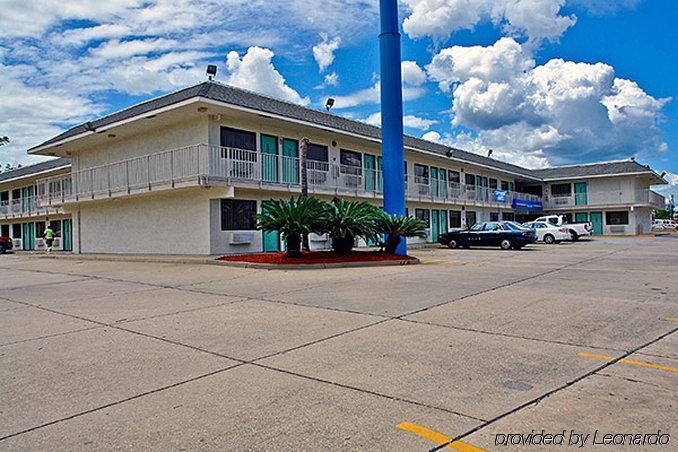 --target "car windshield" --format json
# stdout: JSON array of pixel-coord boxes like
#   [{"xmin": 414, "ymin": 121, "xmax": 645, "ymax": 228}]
[
  {"xmin": 504, "ymin": 222, "xmax": 525, "ymax": 231},
  {"xmin": 469, "ymin": 223, "xmax": 484, "ymax": 231}
]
